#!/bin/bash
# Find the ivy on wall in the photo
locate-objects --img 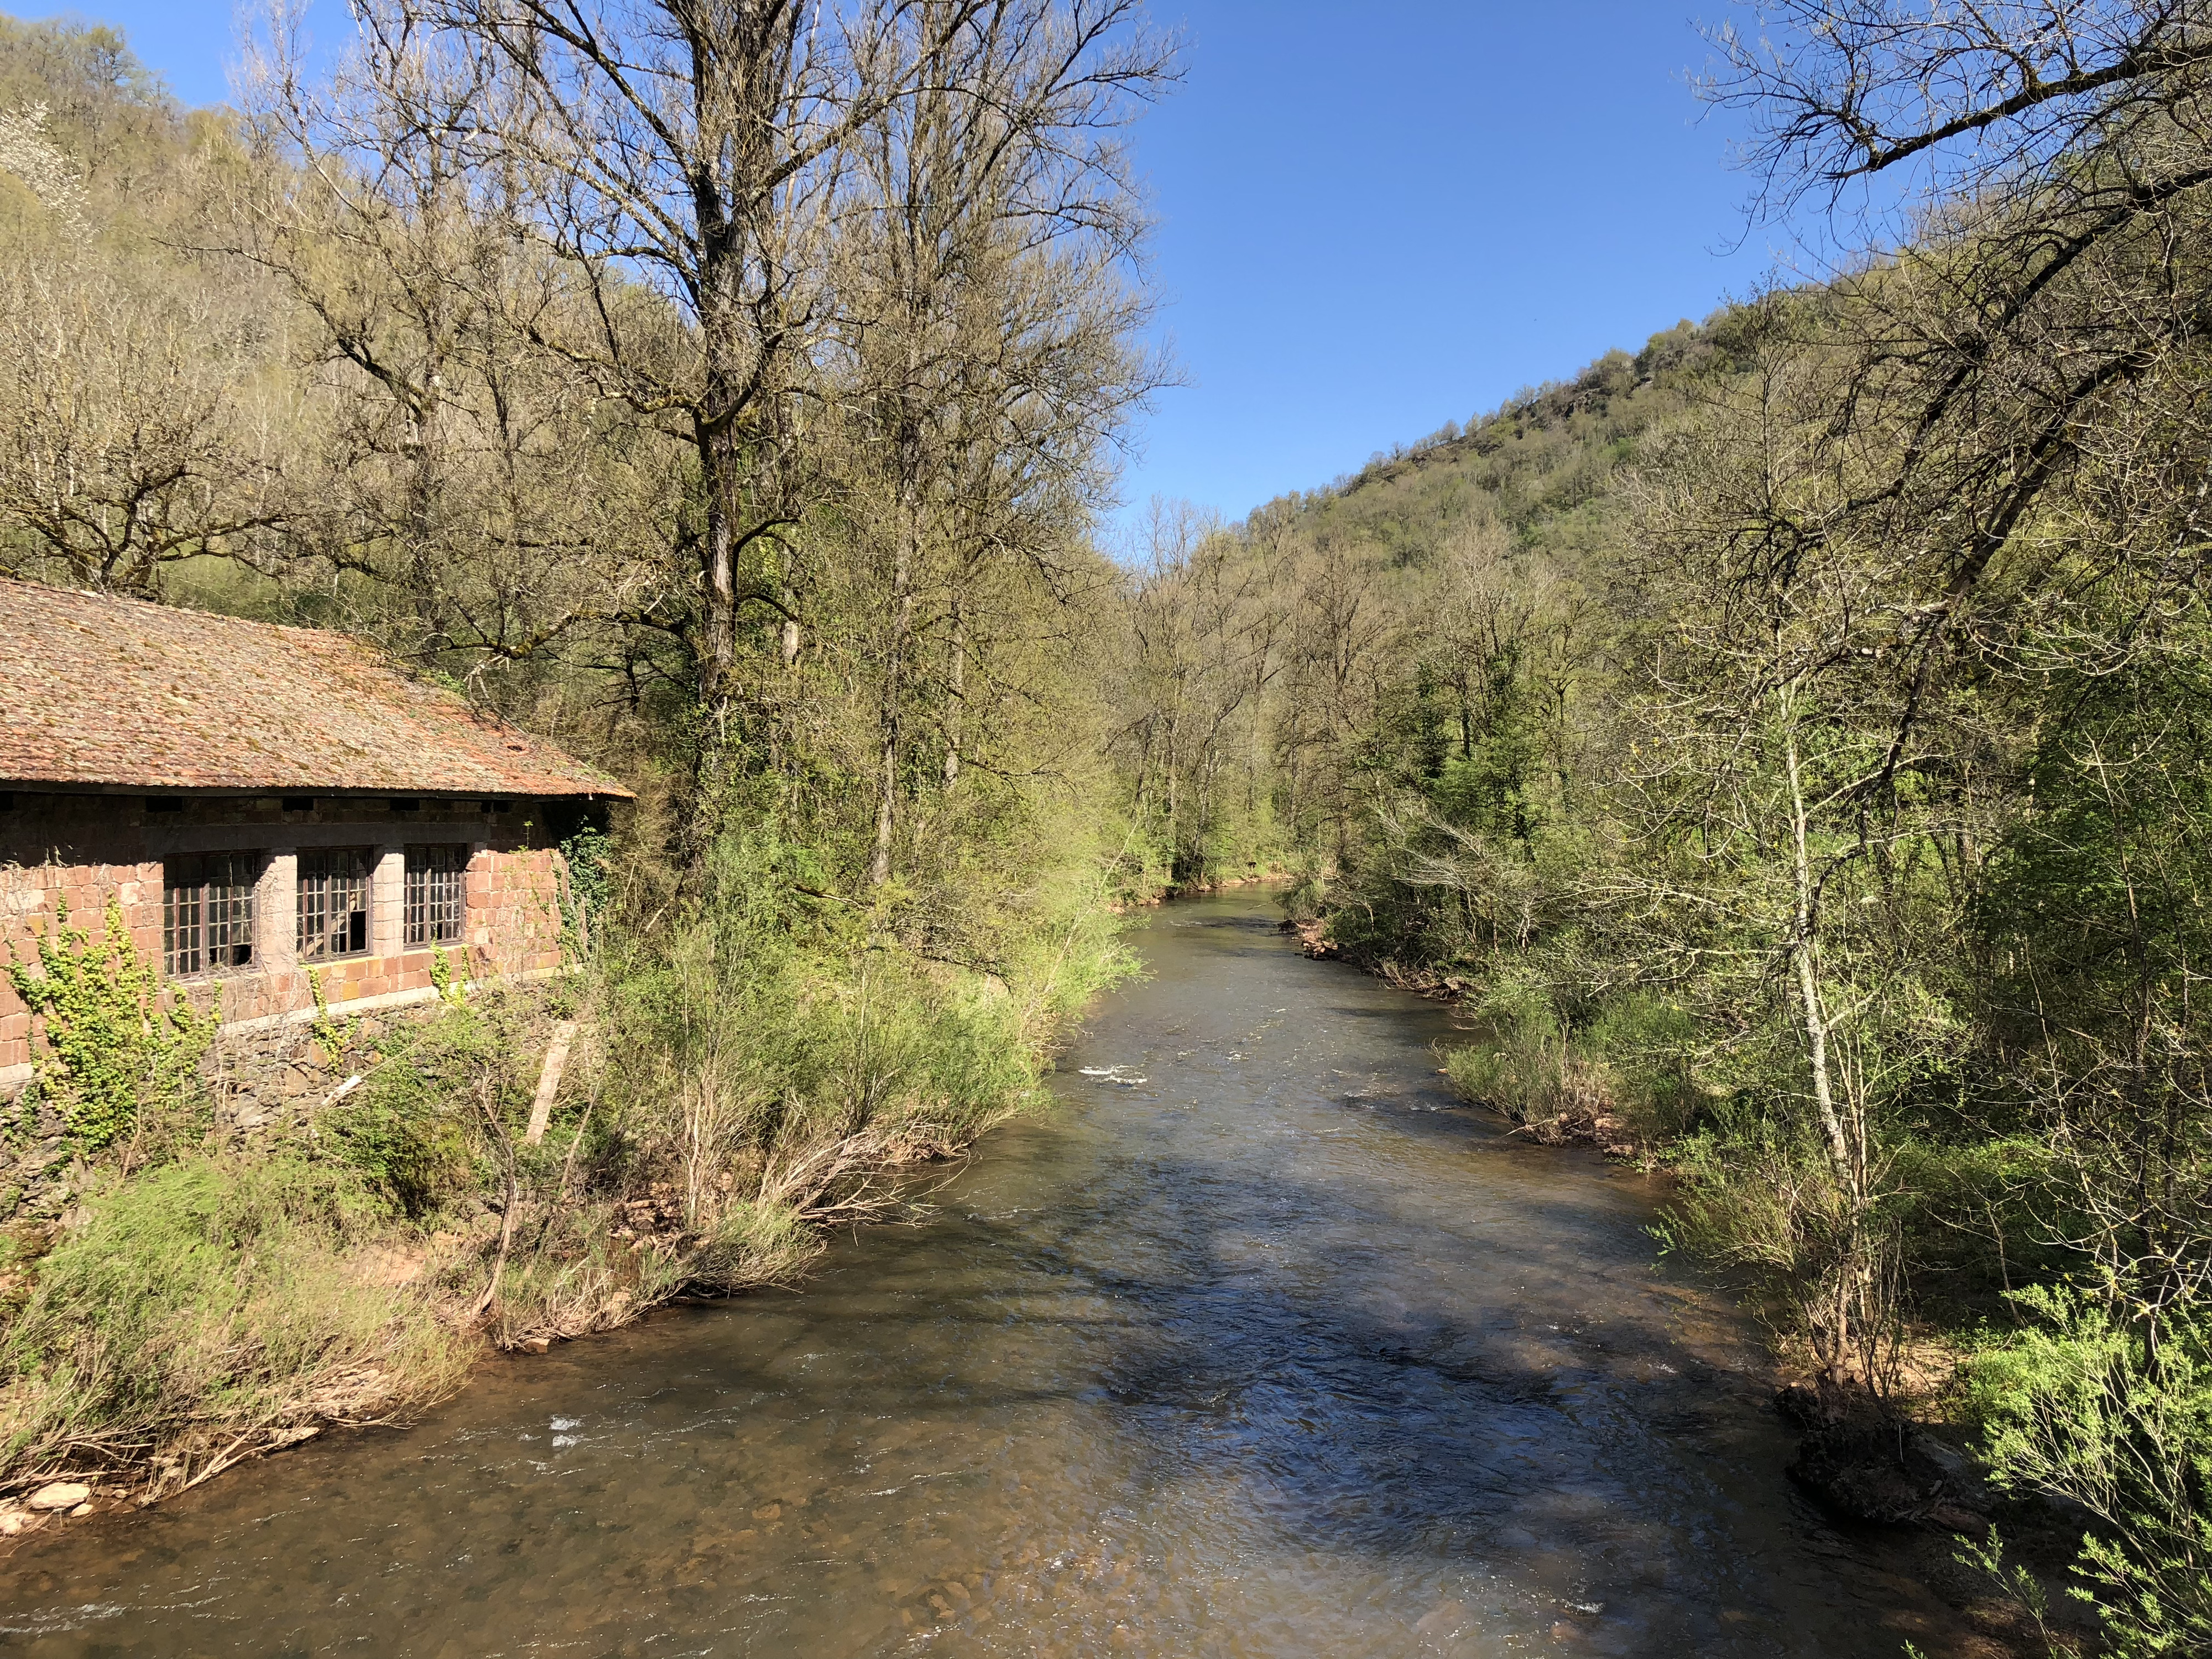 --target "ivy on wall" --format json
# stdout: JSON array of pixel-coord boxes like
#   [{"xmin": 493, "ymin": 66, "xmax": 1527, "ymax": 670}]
[{"xmin": 6, "ymin": 896, "xmax": 217, "ymax": 1152}]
